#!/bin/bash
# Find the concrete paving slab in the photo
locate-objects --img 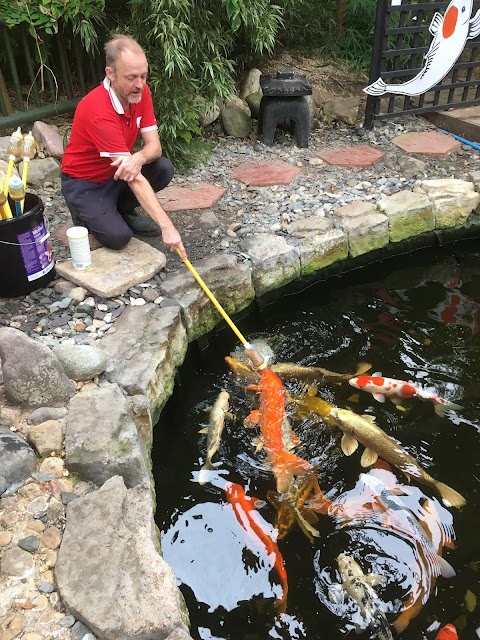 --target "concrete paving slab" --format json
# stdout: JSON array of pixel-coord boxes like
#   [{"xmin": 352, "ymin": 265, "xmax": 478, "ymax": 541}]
[
  {"xmin": 231, "ymin": 160, "xmax": 301, "ymax": 186},
  {"xmin": 52, "ymin": 221, "xmax": 103, "ymax": 250},
  {"xmin": 55, "ymin": 238, "xmax": 166, "ymax": 298},
  {"xmin": 391, "ymin": 130, "xmax": 461, "ymax": 156},
  {"xmin": 319, "ymin": 145, "xmax": 384, "ymax": 167},
  {"xmin": 157, "ymin": 181, "xmax": 225, "ymax": 211}
]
